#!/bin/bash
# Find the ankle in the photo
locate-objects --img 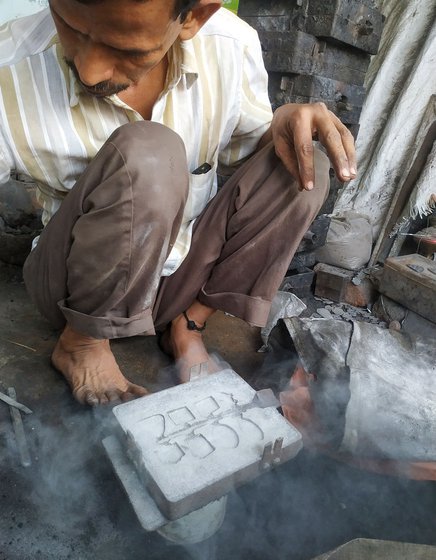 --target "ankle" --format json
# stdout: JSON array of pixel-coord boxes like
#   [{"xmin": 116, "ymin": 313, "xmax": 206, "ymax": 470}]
[
  {"xmin": 172, "ymin": 301, "xmax": 215, "ymax": 332},
  {"xmin": 58, "ymin": 324, "xmax": 107, "ymax": 350}
]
